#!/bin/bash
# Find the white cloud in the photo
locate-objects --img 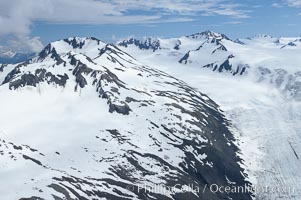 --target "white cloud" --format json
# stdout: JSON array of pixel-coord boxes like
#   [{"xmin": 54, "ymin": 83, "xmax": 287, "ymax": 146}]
[
  {"xmin": 0, "ymin": 0, "xmax": 249, "ymax": 36},
  {"xmin": 209, "ymin": 3, "xmax": 250, "ymax": 18},
  {"xmin": 281, "ymin": 0, "xmax": 301, "ymax": 14},
  {"xmin": 110, "ymin": 0, "xmax": 249, "ymax": 18},
  {"xmin": 0, "ymin": 0, "xmax": 250, "ymax": 52},
  {"xmin": 285, "ymin": 0, "xmax": 301, "ymax": 7},
  {"xmin": 9, "ymin": 36, "xmax": 44, "ymax": 53},
  {"xmin": 272, "ymin": 3, "xmax": 283, "ymax": 8},
  {"xmin": 224, "ymin": 21, "xmax": 243, "ymax": 25},
  {"xmin": 0, "ymin": 36, "xmax": 44, "ymax": 53}
]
